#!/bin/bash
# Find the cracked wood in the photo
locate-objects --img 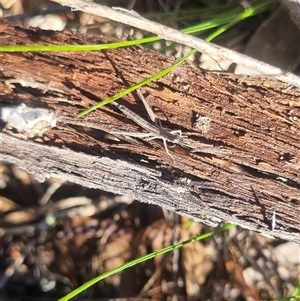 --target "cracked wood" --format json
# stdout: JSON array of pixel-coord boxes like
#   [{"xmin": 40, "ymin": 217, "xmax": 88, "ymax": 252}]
[{"xmin": 0, "ymin": 20, "xmax": 299, "ymax": 243}]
